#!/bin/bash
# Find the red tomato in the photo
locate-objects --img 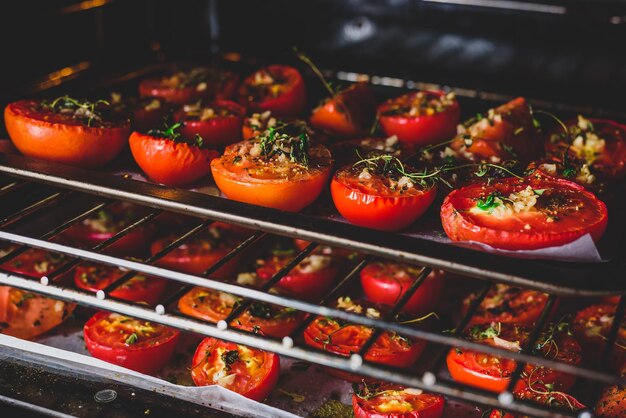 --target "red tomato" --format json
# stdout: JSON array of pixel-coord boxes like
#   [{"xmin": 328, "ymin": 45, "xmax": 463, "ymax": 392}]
[
  {"xmin": 331, "ymin": 159, "xmax": 437, "ymax": 231},
  {"xmin": 59, "ymin": 203, "xmax": 154, "ymax": 255},
  {"xmin": 463, "ymin": 284, "xmax": 550, "ymax": 326},
  {"xmin": 447, "ymin": 322, "xmax": 581, "ymax": 394},
  {"xmin": 150, "ymin": 225, "xmax": 242, "ymax": 279},
  {"xmin": 516, "ymin": 382, "xmax": 585, "ymax": 413},
  {"xmin": 360, "ymin": 261, "xmax": 444, "ymax": 315},
  {"xmin": 256, "ymin": 253, "xmax": 338, "ymax": 301},
  {"xmin": 304, "ymin": 298, "xmax": 425, "ymax": 382},
  {"xmin": 74, "ymin": 263, "xmax": 166, "ymax": 305},
  {"xmin": 595, "ymin": 365, "xmax": 626, "ymax": 418},
  {"xmin": 352, "ymin": 383, "xmax": 445, "ymax": 418},
  {"xmin": 139, "ymin": 67, "xmax": 239, "ymax": 105},
  {"xmin": 129, "ymin": 125, "xmax": 219, "ymax": 186},
  {"xmin": 572, "ymin": 304, "xmax": 626, "ymax": 369},
  {"xmin": 238, "ymin": 65, "xmax": 306, "ymax": 118},
  {"xmin": 486, "ymin": 409, "xmax": 514, "ymax": 418},
  {"xmin": 450, "ymin": 97, "xmax": 542, "ymax": 165},
  {"xmin": 211, "ymin": 126, "xmax": 332, "ymax": 212},
  {"xmin": 5, "ymin": 98, "xmax": 130, "ymax": 168},
  {"xmin": 173, "ymin": 100, "xmax": 245, "ymax": 147},
  {"xmin": 440, "ymin": 174, "xmax": 608, "ymax": 250},
  {"xmin": 84, "ymin": 311, "xmax": 180, "ymax": 374},
  {"xmin": 378, "ymin": 91, "xmax": 460, "ymax": 146},
  {"xmin": 310, "ymin": 82, "xmax": 376, "ymax": 137},
  {"xmin": 191, "ymin": 337, "xmax": 280, "ymax": 401},
  {"xmin": 178, "ymin": 287, "xmax": 305, "ymax": 338},
  {"xmin": 545, "ymin": 116, "xmax": 626, "ymax": 183},
  {"xmin": 0, "ymin": 247, "xmax": 68, "ymax": 278}
]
